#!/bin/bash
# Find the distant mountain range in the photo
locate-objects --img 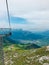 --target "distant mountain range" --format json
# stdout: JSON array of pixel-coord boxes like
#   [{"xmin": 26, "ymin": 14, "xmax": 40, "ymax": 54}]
[
  {"xmin": 0, "ymin": 29, "xmax": 49, "ymax": 46},
  {"xmin": 9, "ymin": 29, "xmax": 44, "ymax": 40}
]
